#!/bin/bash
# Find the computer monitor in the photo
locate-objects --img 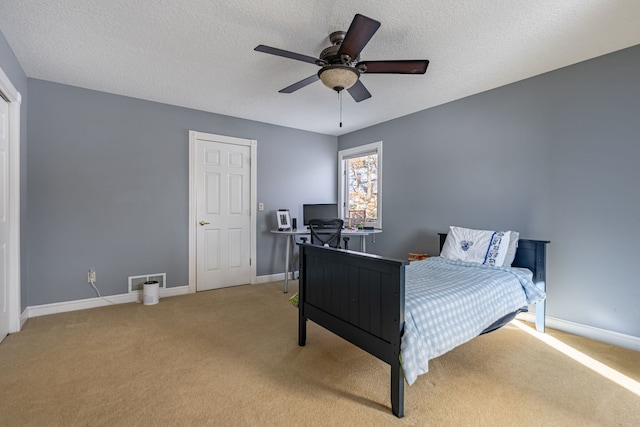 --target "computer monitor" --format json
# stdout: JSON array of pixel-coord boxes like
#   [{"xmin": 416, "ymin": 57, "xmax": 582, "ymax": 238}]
[{"xmin": 303, "ymin": 203, "xmax": 339, "ymax": 226}]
